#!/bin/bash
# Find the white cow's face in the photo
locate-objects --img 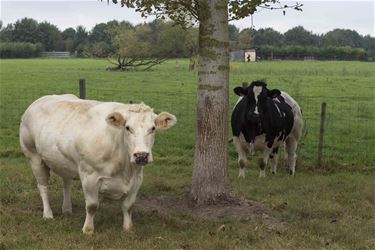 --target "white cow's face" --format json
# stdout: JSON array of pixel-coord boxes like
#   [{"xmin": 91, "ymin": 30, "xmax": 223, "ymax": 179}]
[{"xmin": 106, "ymin": 107, "xmax": 176, "ymax": 165}]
